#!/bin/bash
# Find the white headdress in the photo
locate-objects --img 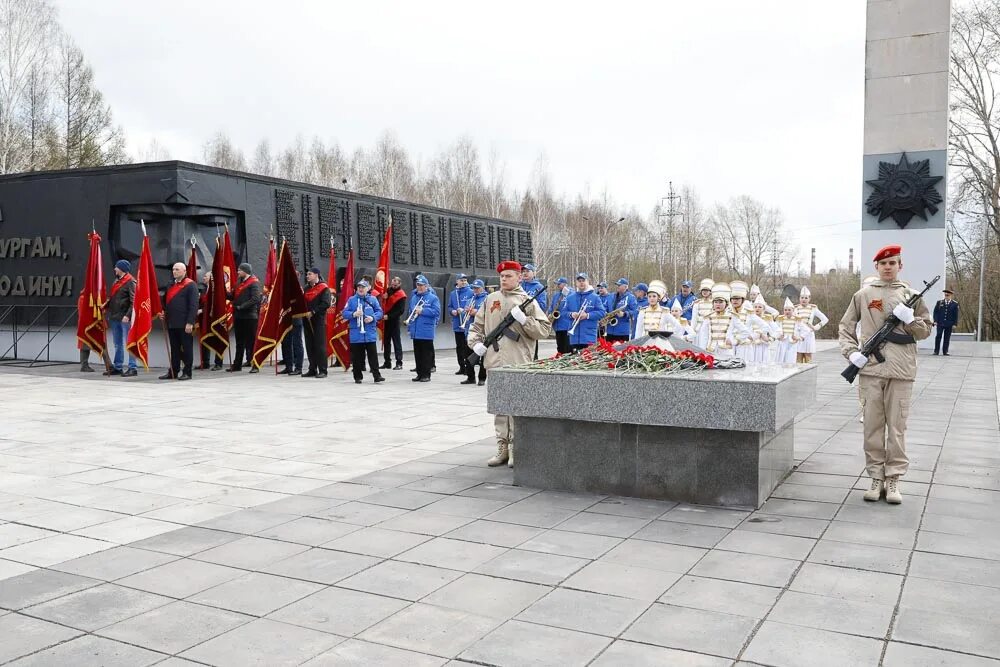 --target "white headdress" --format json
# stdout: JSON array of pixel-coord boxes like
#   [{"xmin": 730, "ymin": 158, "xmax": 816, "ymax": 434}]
[
  {"xmin": 711, "ymin": 283, "xmax": 732, "ymax": 301},
  {"xmin": 730, "ymin": 280, "xmax": 749, "ymax": 299},
  {"xmin": 670, "ymin": 298, "xmax": 683, "ymax": 313},
  {"xmin": 754, "ymin": 294, "xmax": 766, "ymax": 306},
  {"xmin": 800, "ymin": 286, "xmax": 811, "ymax": 298},
  {"xmin": 749, "ymin": 283, "xmax": 761, "ymax": 296},
  {"xmin": 699, "ymin": 278, "xmax": 715, "ymax": 291},
  {"xmin": 783, "ymin": 297, "xmax": 794, "ymax": 309}
]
